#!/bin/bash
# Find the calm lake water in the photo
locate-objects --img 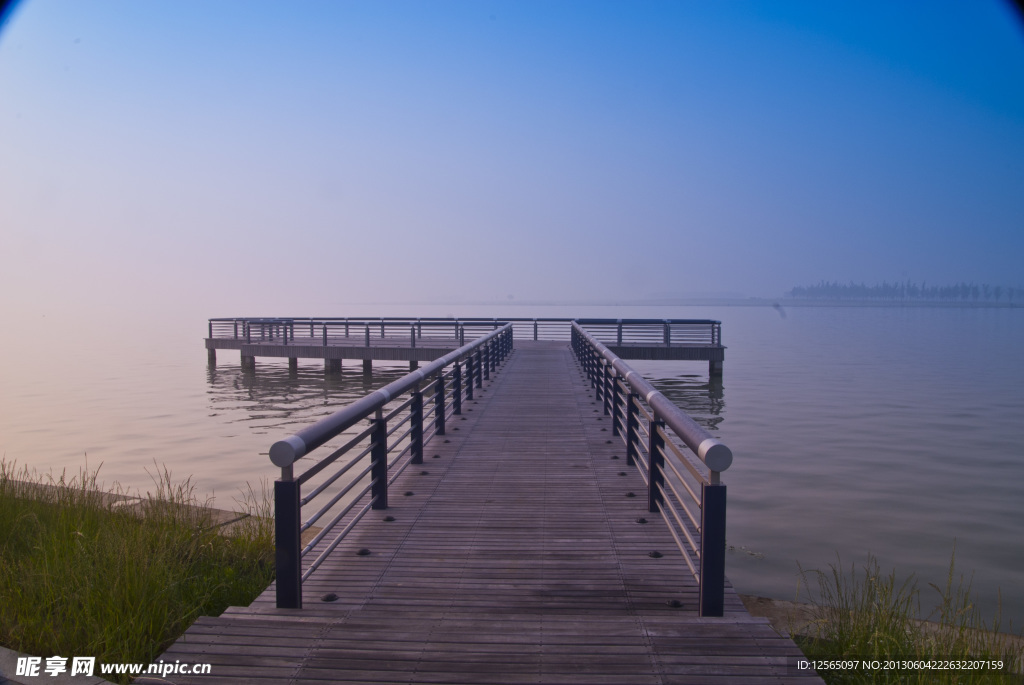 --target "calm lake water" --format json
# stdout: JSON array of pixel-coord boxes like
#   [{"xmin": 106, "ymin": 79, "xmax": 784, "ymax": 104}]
[{"xmin": 2, "ymin": 304, "xmax": 1022, "ymax": 628}]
